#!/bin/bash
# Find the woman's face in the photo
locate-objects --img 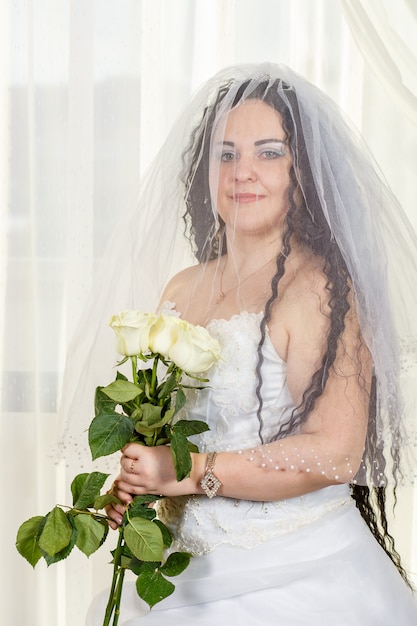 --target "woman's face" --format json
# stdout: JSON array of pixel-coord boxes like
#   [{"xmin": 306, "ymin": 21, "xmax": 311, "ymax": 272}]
[{"xmin": 209, "ymin": 99, "xmax": 293, "ymax": 241}]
